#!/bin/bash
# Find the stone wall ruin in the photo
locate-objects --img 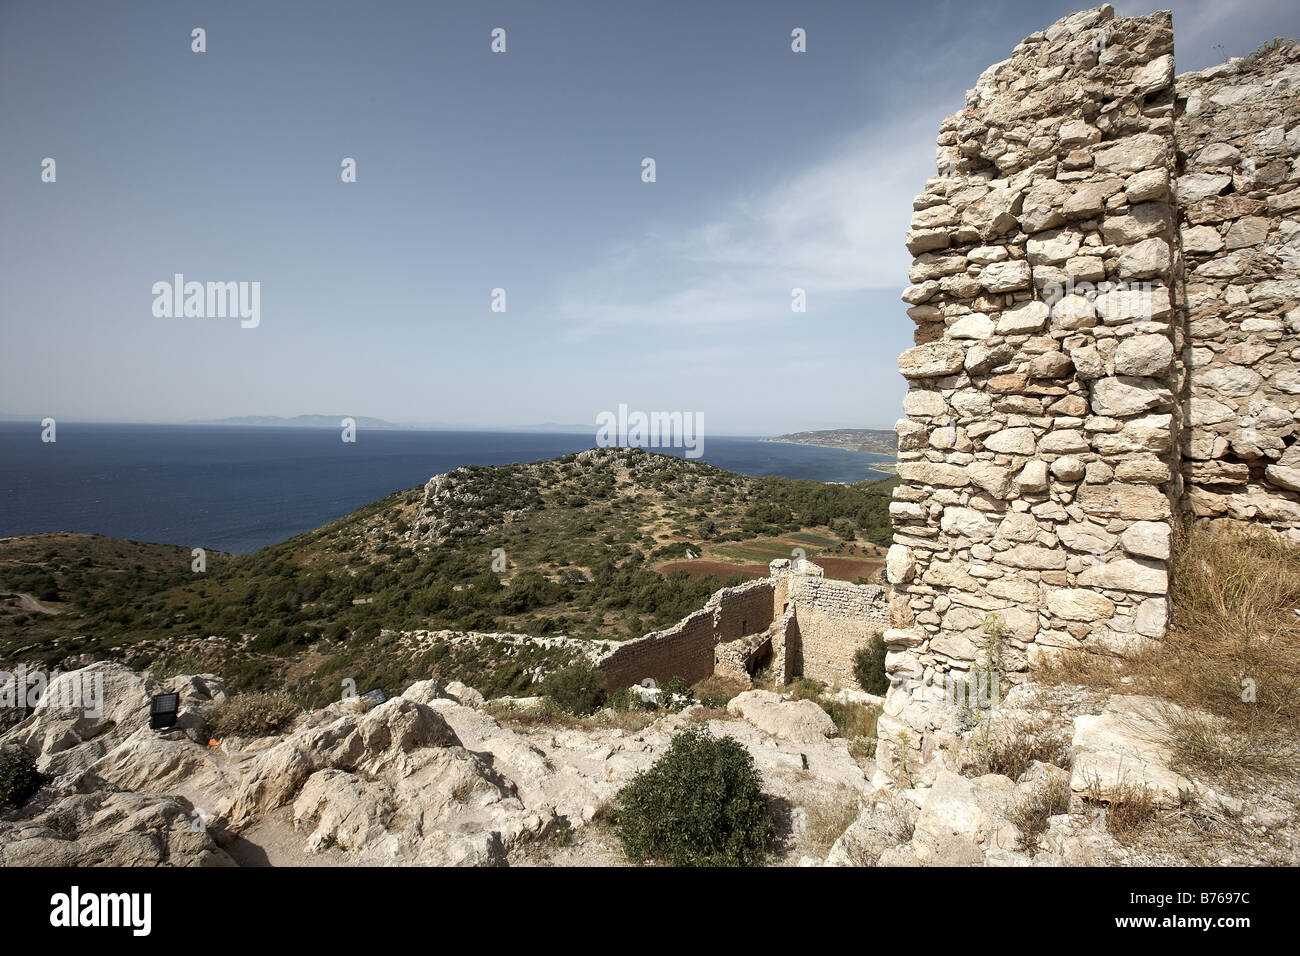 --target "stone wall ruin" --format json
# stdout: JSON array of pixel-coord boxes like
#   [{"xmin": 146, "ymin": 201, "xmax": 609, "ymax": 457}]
[
  {"xmin": 880, "ymin": 5, "xmax": 1300, "ymax": 781},
  {"xmin": 595, "ymin": 560, "xmax": 889, "ymax": 693}
]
